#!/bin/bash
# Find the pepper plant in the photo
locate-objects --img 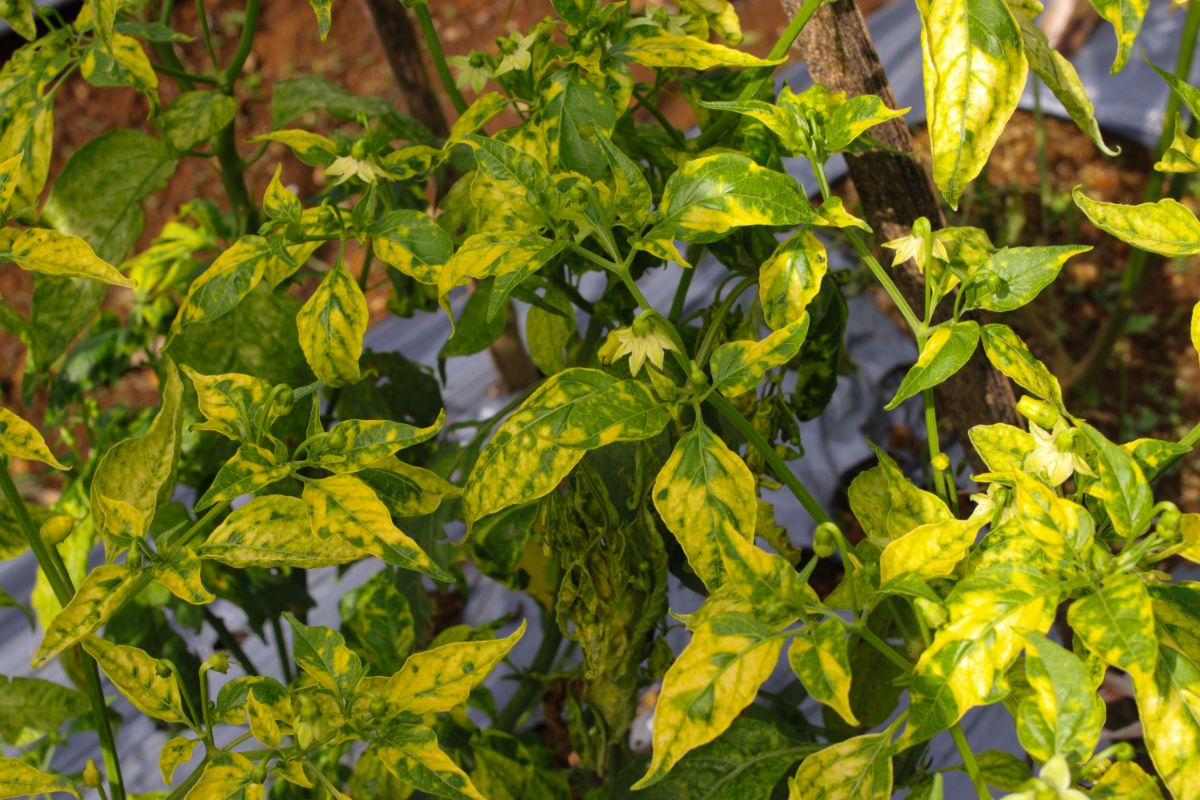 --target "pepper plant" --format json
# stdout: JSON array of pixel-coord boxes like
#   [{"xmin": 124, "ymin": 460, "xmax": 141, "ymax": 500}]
[{"xmin": 0, "ymin": 0, "xmax": 1199, "ymax": 798}]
